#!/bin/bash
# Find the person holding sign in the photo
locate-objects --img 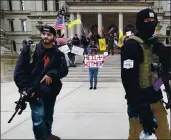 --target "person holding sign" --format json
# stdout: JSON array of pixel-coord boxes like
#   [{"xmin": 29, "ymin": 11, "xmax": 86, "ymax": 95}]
[{"xmin": 88, "ymin": 49, "xmax": 99, "ymax": 90}]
